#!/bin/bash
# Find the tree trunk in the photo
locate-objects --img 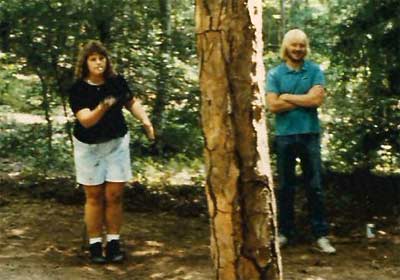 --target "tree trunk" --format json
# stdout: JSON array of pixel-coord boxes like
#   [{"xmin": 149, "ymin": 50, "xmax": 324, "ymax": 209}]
[
  {"xmin": 152, "ymin": 0, "xmax": 171, "ymax": 153},
  {"xmin": 280, "ymin": 0, "xmax": 286, "ymax": 43},
  {"xmin": 38, "ymin": 74, "xmax": 53, "ymax": 154},
  {"xmin": 196, "ymin": 1, "xmax": 282, "ymax": 280},
  {"xmin": 53, "ymin": 64, "xmax": 73, "ymax": 147},
  {"xmin": 0, "ymin": 19, "xmax": 11, "ymax": 52}
]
